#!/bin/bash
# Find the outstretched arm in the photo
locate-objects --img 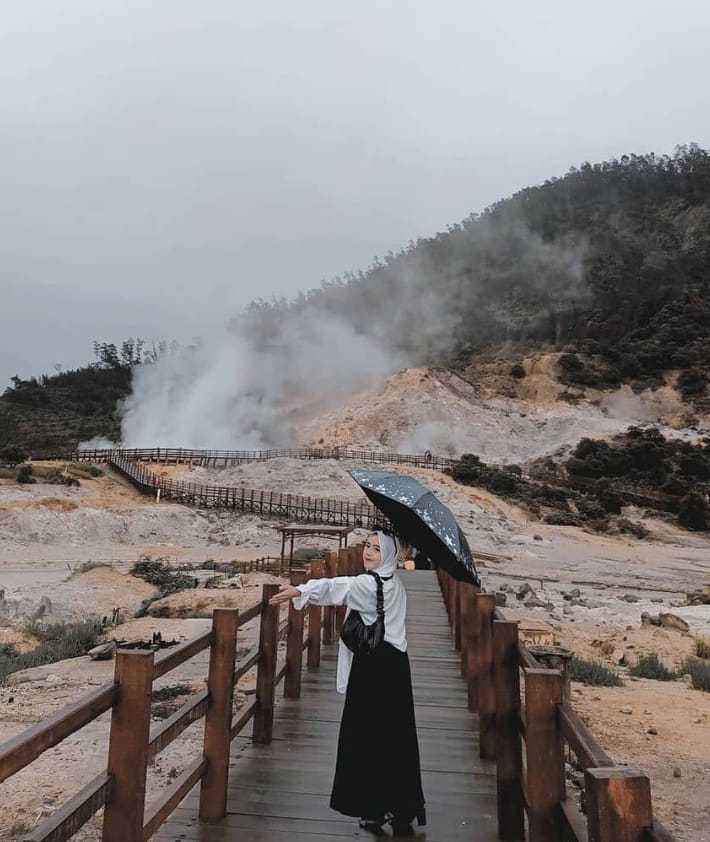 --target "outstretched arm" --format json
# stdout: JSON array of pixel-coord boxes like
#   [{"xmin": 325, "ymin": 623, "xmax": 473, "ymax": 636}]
[
  {"xmin": 269, "ymin": 585, "xmax": 300, "ymax": 605},
  {"xmin": 268, "ymin": 576, "xmax": 353, "ymax": 609}
]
